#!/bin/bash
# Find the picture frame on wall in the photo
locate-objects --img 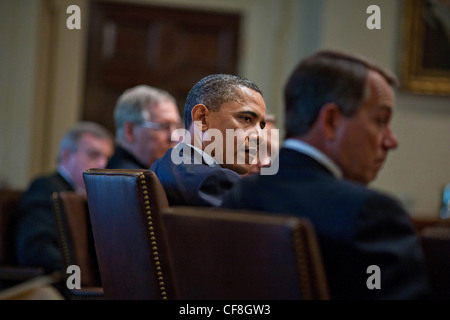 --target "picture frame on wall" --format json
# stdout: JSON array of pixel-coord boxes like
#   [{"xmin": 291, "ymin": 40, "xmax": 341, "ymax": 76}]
[{"xmin": 399, "ymin": 0, "xmax": 450, "ymax": 96}]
